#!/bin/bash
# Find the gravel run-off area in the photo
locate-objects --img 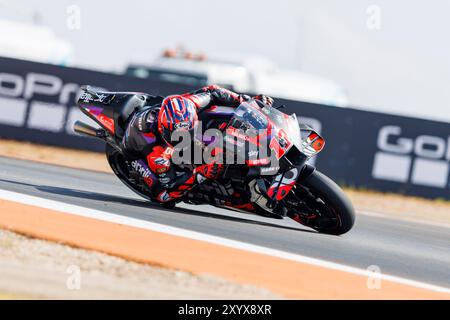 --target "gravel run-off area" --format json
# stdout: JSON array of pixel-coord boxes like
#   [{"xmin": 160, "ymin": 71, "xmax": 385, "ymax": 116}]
[{"xmin": 0, "ymin": 229, "xmax": 279, "ymax": 300}]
